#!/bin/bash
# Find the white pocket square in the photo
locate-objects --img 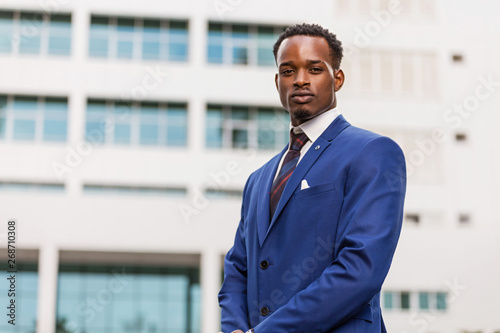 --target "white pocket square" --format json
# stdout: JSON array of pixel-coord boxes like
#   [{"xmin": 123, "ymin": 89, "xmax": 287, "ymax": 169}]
[{"xmin": 301, "ymin": 179, "xmax": 310, "ymax": 190}]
